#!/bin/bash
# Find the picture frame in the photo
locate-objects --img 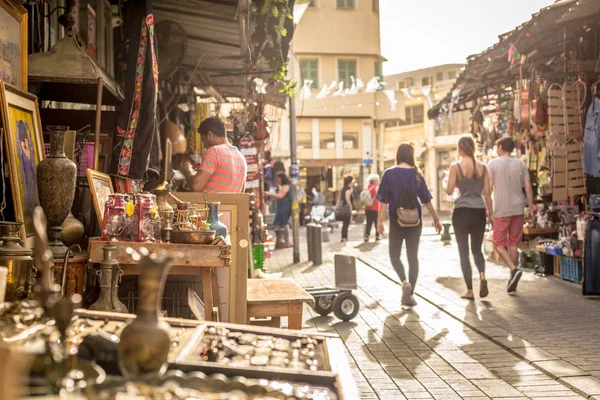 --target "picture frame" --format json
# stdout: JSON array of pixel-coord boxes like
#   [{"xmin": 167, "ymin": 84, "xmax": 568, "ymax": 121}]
[
  {"xmin": 0, "ymin": 0, "xmax": 28, "ymax": 90},
  {"xmin": 0, "ymin": 82, "xmax": 44, "ymax": 244},
  {"xmin": 86, "ymin": 169, "xmax": 114, "ymax": 225}
]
